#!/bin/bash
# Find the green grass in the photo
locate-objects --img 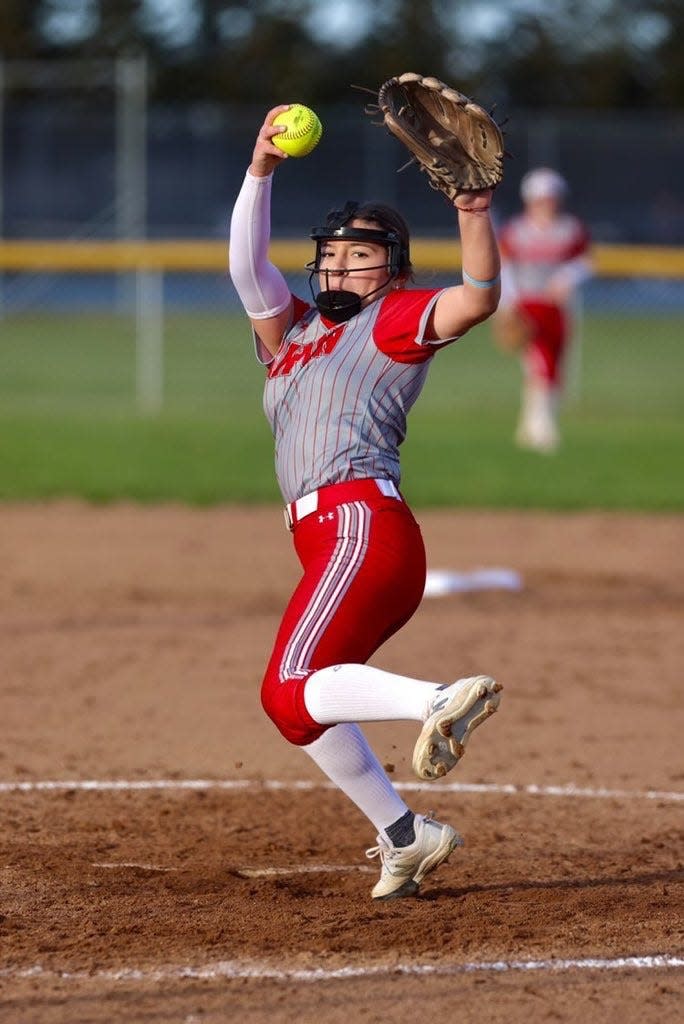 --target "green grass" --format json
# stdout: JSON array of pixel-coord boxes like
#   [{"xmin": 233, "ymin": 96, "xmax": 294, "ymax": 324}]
[{"xmin": 1, "ymin": 310, "xmax": 682, "ymax": 509}]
